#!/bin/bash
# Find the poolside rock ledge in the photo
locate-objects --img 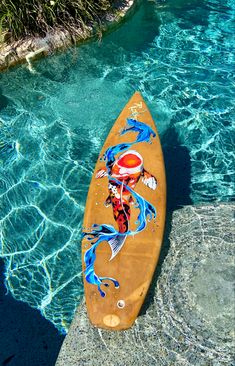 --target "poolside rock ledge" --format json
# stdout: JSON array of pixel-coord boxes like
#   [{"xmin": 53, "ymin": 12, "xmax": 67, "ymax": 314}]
[
  {"xmin": 56, "ymin": 203, "xmax": 235, "ymax": 366},
  {"xmin": 0, "ymin": 0, "xmax": 138, "ymax": 72}
]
